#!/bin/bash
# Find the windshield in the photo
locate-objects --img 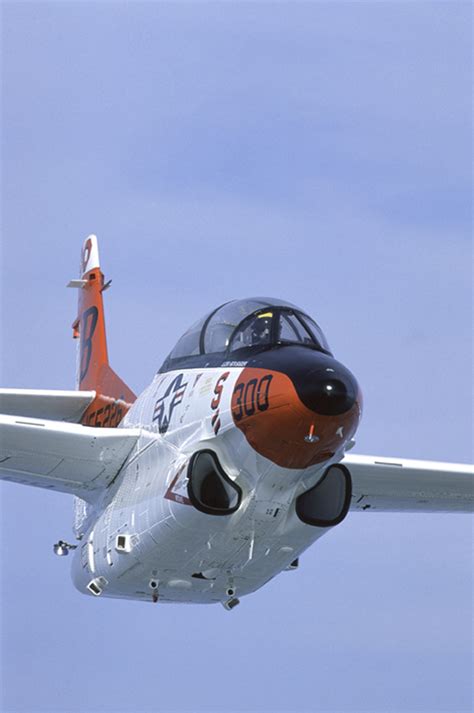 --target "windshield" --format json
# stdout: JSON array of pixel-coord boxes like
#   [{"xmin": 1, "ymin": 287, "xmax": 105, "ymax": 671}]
[
  {"xmin": 277, "ymin": 312, "xmax": 314, "ymax": 345},
  {"xmin": 229, "ymin": 311, "xmax": 274, "ymax": 351},
  {"xmin": 204, "ymin": 298, "xmax": 296, "ymax": 353},
  {"xmin": 166, "ymin": 297, "xmax": 331, "ymax": 362},
  {"xmin": 298, "ymin": 314, "xmax": 332, "ymax": 353}
]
